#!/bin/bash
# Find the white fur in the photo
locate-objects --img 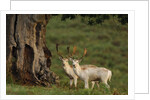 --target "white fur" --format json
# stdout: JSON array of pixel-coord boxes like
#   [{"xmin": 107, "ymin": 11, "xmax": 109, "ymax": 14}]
[
  {"xmin": 70, "ymin": 59, "xmax": 112, "ymax": 89},
  {"xmin": 59, "ymin": 57, "xmax": 78, "ymax": 88},
  {"xmin": 59, "ymin": 57, "xmax": 100, "ymax": 88}
]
